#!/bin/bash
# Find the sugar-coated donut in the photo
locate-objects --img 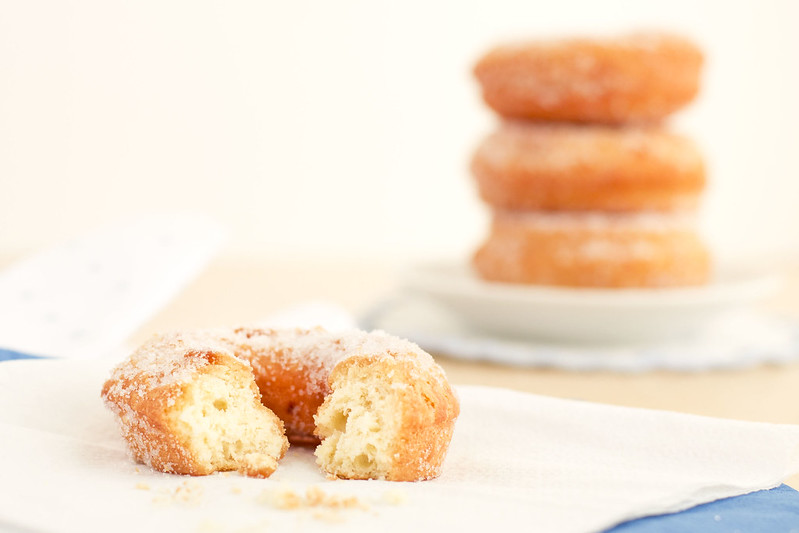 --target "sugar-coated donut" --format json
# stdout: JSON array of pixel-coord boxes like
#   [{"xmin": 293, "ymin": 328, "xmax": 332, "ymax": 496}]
[
  {"xmin": 474, "ymin": 32, "xmax": 703, "ymax": 123},
  {"xmin": 473, "ymin": 210, "xmax": 710, "ymax": 288},
  {"xmin": 472, "ymin": 122, "xmax": 705, "ymax": 212},
  {"xmin": 102, "ymin": 327, "xmax": 459, "ymax": 481},
  {"xmin": 101, "ymin": 331, "xmax": 289, "ymax": 478}
]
